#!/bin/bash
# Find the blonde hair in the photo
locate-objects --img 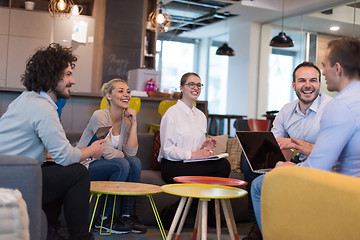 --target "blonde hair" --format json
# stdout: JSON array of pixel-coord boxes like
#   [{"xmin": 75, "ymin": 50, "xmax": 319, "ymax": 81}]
[{"xmin": 101, "ymin": 78, "xmax": 127, "ymax": 105}]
